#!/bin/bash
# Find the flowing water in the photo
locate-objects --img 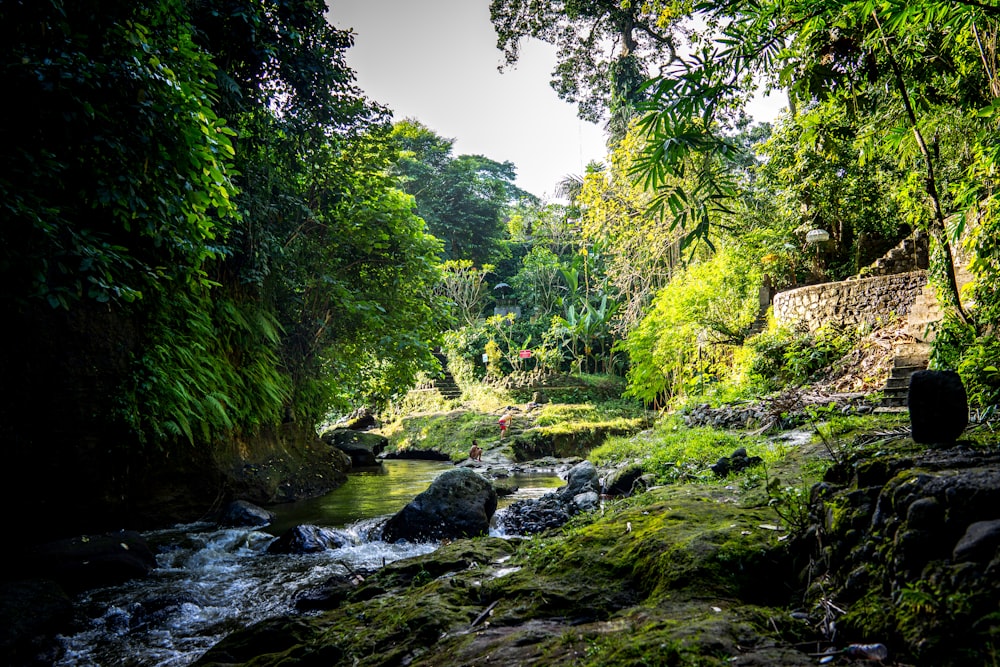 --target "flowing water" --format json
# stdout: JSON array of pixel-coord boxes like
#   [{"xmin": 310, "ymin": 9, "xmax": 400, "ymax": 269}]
[{"xmin": 53, "ymin": 460, "xmax": 563, "ymax": 666}]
